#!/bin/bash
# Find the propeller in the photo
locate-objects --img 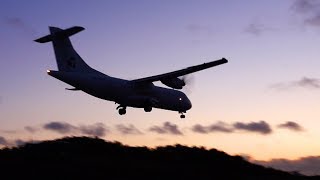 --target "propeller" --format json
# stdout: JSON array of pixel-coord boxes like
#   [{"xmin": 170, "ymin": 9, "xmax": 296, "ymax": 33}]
[{"xmin": 179, "ymin": 75, "xmax": 195, "ymax": 95}]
